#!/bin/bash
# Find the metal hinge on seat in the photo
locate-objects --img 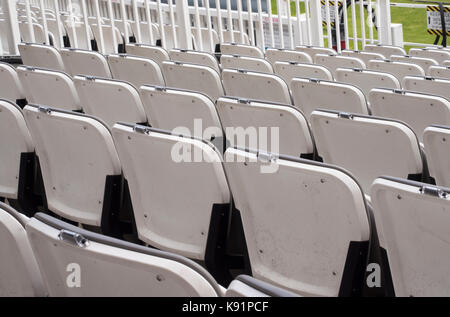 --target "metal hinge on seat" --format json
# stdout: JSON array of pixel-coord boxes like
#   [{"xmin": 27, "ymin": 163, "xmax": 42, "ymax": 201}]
[
  {"xmin": 58, "ymin": 229, "xmax": 89, "ymax": 248},
  {"xmin": 420, "ymin": 185, "xmax": 448, "ymax": 198}
]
